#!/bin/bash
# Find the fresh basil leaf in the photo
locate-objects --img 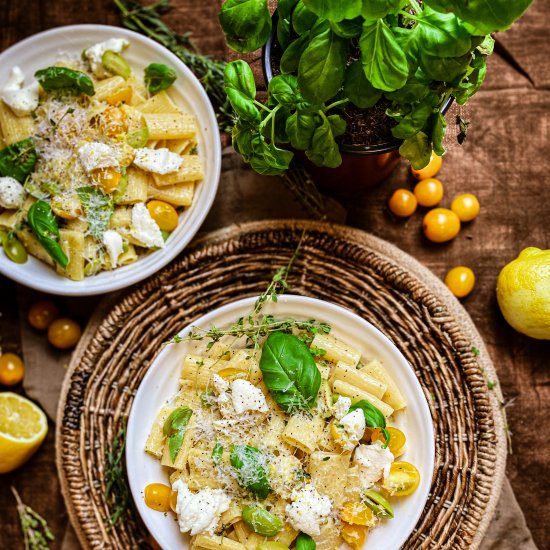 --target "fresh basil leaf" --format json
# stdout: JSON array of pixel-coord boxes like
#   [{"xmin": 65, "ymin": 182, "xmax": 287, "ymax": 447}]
[
  {"xmin": 279, "ymin": 0, "xmax": 299, "ymax": 19},
  {"xmin": 298, "ymin": 21, "xmax": 348, "ymax": 103},
  {"xmin": 268, "ymin": 74, "xmax": 302, "ymax": 107},
  {"xmin": 292, "ymin": 0, "xmax": 318, "ymax": 34},
  {"xmin": 391, "ymin": 95, "xmax": 436, "ymax": 140},
  {"xmin": 296, "ymin": 532, "xmax": 316, "ymax": 550},
  {"xmin": 27, "ymin": 200, "xmax": 68, "ymax": 268},
  {"xmin": 411, "ymin": 7, "xmax": 471, "ymax": 58},
  {"xmin": 261, "ymin": 105, "xmax": 291, "ymax": 144},
  {"xmin": 361, "ymin": 0, "xmax": 406, "ymax": 20},
  {"xmin": 163, "ymin": 407, "xmax": 193, "ymax": 463},
  {"xmin": 360, "ymin": 19, "xmax": 409, "ymax": 92},
  {"xmin": 477, "ymin": 35, "xmax": 495, "ymax": 56},
  {"xmin": 230, "ymin": 445, "xmax": 271, "ymax": 499},
  {"xmin": 232, "ymin": 120, "xmax": 255, "ymax": 162},
  {"xmin": 385, "ymin": 77, "xmax": 430, "ymax": 104},
  {"xmin": 303, "ymin": 0, "xmax": 361, "ymax": 22},
  {"xmin": 144, "ymin": 63, "xmax": 177, "ymax": 94},
  {"xmin": 253, "ymin": 142, "xmax": 294, "ymax": 174},
  {"xmin": 219, "ymin": 0, "xmax": 272, "ymax": 53},
  {"xmin": 0, "ymin": 139, "xmax": 37, "ymax": 183},
  {"xmin": 35, "ymin": 67, "xmax": 94, "ymax": 96},
  {"xmin": 277, "ymin": 15, "xmax": 292, "ymax": 51},
  {"xmin": 306, "ymin": 116, "xmax": 342, "ymax": 168},
  {"xmin": 286, "ymin": 111, "xmax": 318, "ymax": 150},
  {"xmin": 280, "ymin": 33, "xmax": 310, "ymax": 74},
  {"xmin": 259, "ymin": 331, "xmax": 322, "ymax": 412},
  {"xmin": 399, "ymin": 131, "xmax": 432, "ymax": 169},
  {"xmin": 453, "ymin": 54, "xmax": 487, "ymax": 105},
  {"xmin": 344, "ymin": 60, "xmax": 383, "ymax": 109},
  {"xmin": 327, "ymin": 114, "xmax": 346, "ymax": 137},
  {"xmin": 432, "ymin": 111, "xmax": 447, "ymax": 156},
  {"xmin": 330, "ymin": 17, "xmax": 363, "ymax": 39},
  {"xmin": 212, "ymin": 442, "xmax": 224, "ymax": 465},
  {"xmin": 224, "ymin": 60, "xmax": 261, "ymax": 124},
  {"xmin": 424, "ymin": 0, "xmax": 533, "ymax": 34},
  {"xmin": 419, "ymin": 51, "xmax": 470, "ymax": 83},
  {"xmin": 76, "ymin": 186, "xmax": 114, "ymax": 239},
  {"xmin": 242, "ymin": 505, "xmax": 282, "ymax": 536}
]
